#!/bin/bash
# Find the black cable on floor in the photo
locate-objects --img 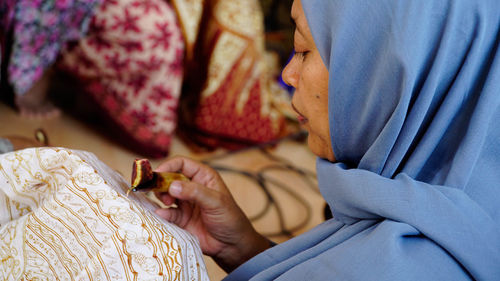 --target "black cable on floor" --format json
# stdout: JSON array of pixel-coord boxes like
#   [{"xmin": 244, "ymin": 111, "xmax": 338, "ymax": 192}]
[{"xmin": 201, "ymin": 134, "xmax": 320, "ymax": 238}]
